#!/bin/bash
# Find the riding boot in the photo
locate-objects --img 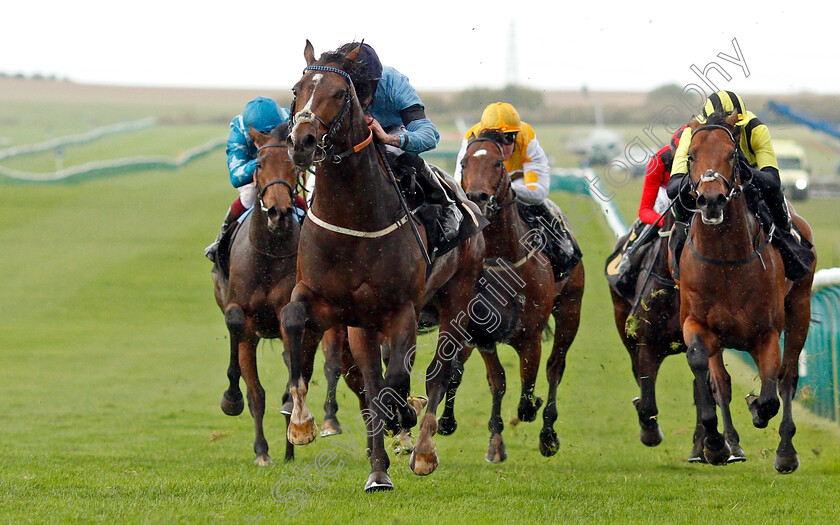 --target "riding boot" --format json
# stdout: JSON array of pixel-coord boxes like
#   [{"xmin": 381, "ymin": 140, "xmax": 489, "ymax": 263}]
[
  {"xmin": 668, "ymin": 220, "xmax": 689, "ymax": 281},
  {"xmin": 751, "ymin": 167, "xmax": 792, "ymax": 233},
  {"xmin": 404, "ymin": 153, "xmax": 462, "ymax": 242},
  {"xmin": 204, "ymin": 207, "xmax": 236, "ymax": 262}
]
